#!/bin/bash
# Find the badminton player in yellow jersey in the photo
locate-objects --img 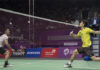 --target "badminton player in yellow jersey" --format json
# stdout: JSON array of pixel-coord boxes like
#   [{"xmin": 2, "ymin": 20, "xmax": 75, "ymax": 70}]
[{"xmin": 64, "ymin": 20, "xmax": 100, "ymax": 68}]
